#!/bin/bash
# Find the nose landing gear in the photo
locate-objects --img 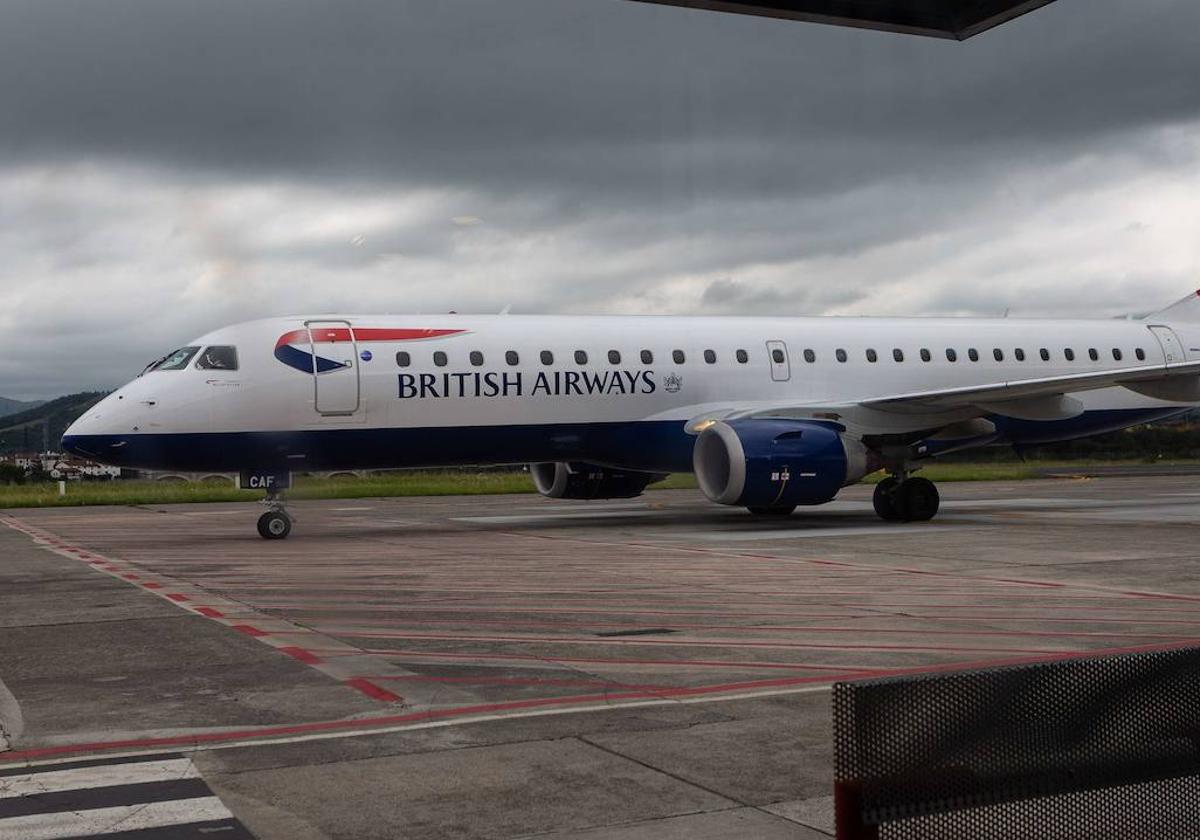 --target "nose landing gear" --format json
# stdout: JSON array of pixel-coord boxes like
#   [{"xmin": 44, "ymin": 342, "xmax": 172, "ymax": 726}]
[
  {"xmin": 257, "ymin": 492, "xmax": 293, "ymax": 540},
  {"xmin": 873, "ymin": 473, "xmax": 940, "ymax": 523}
]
